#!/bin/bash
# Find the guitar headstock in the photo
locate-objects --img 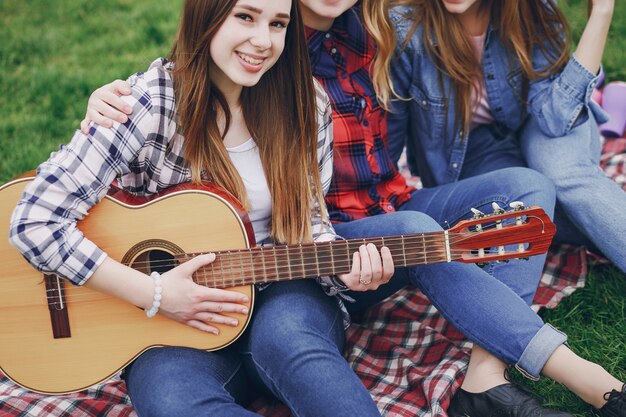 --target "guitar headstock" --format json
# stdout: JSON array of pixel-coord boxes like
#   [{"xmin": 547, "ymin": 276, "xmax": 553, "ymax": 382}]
[{"xmin": 447, "ymin": 205, "xmax": 556, "ymax": 263}]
